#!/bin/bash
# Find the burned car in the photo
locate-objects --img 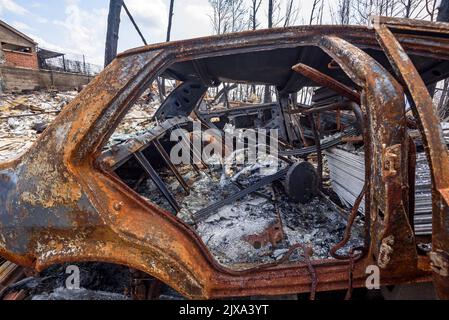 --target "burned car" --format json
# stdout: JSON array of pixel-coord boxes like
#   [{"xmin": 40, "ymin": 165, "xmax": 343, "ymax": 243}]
[{"xmin": 1, "ymin": 16, "xmax": 449, "ymax": 299}]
